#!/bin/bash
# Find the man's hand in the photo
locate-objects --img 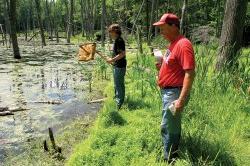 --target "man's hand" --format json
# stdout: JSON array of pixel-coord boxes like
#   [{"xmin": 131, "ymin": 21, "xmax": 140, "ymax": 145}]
[
  {"xmin": 106, "ymin": 57, "xmax": 114, "ymax": 64},
  {"xmin": 173, "ymin": 99, "xmax": 185, "ymax": 112}
]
